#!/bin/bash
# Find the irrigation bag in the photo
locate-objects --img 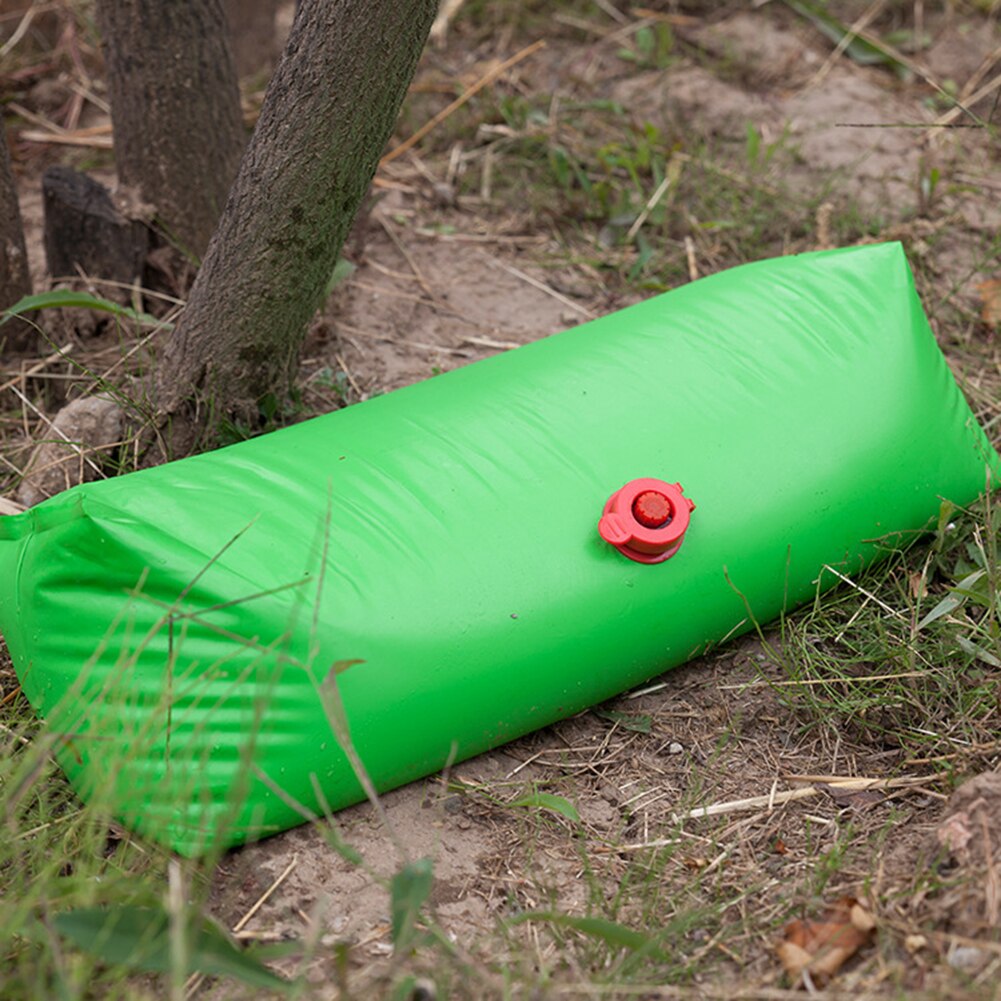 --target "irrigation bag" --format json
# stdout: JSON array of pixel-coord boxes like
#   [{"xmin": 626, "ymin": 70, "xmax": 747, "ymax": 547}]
[{"xmin": 0, "ymin": 242, "xmax": 996, "ymax": 855}]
